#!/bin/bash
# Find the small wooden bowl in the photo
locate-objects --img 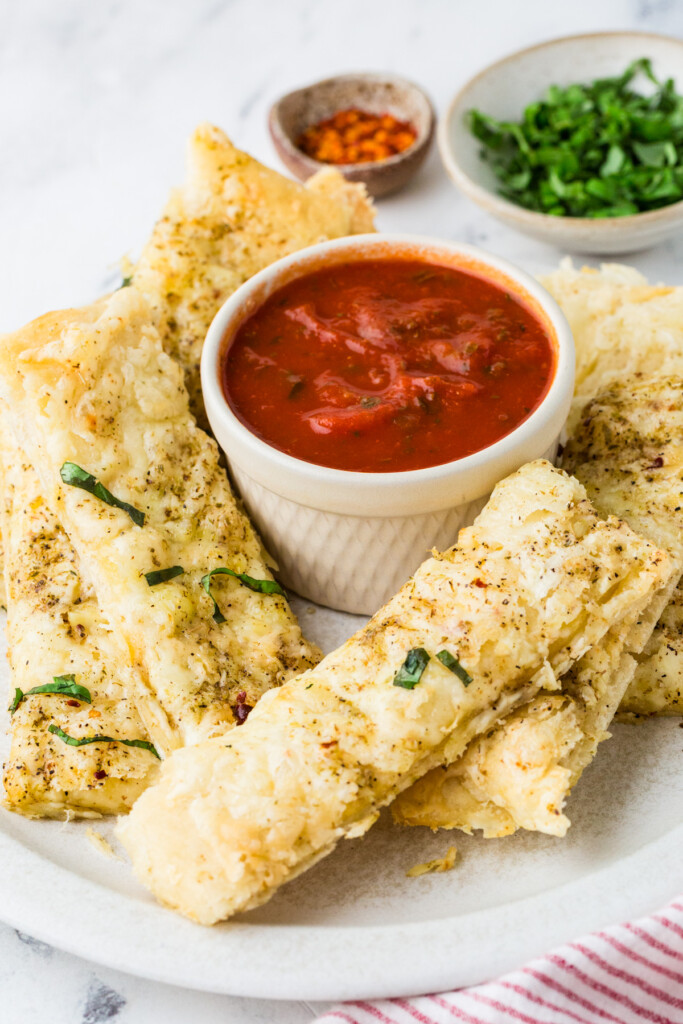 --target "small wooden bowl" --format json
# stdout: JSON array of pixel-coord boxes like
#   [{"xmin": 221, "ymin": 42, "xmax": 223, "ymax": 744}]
[{"xmin": 269, "ymin": 73, "xmax": 435, "ymax": 198}]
